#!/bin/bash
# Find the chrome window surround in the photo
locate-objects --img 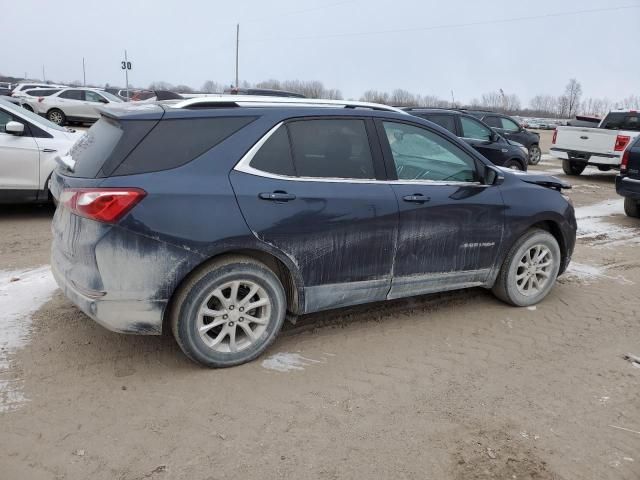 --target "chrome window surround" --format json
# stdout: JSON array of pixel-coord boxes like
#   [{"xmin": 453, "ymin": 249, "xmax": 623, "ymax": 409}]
[{"xmin": 233, "ymin": 122, "xmax": 487, "ymax": 187}]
